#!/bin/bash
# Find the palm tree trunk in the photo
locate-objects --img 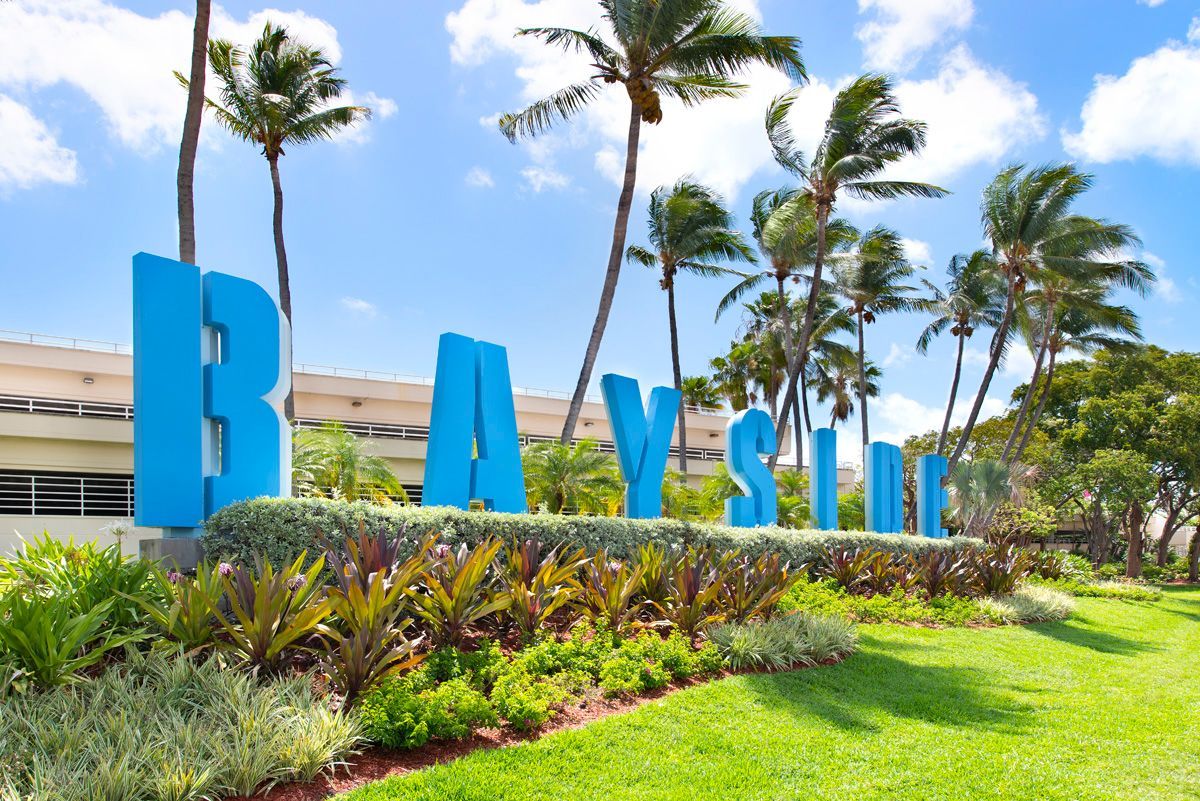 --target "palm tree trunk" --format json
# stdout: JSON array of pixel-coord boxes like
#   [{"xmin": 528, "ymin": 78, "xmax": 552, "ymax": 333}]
[
  {"xmin": 800, "ymin": 373, "xmax": 813, "ymax": 434},
  {"xmin": 560, "ymin": 103, "xmax": 641, "ymax": 444},
  {"xmin": 176, "ymin": 0, "xmax": 211, "ymax": 265},
  {"xmin": 777, "ymin": 275, "xmax": 803, "ymax": 470},
  {"xmin": 856, "ymin": 307, "xmax": 869, "ymax": 447},
  {"xmin": 948, "ymin": 271, "xmax": 1016, "ymax": 474},
  {"xmin": 769, "ymin": 202, "xmax": 829, "ymax": 471},
  {"xmin": 667, "ymin": 278, "xmax": 687, "ymax": 473},
  {"xmin": 267, "ymin": 153, "xmax": 294, "ymax": 421},
  {"xmin": 1002, "ymin": 307, "xmax": 1054, "ymax": 462},
  {"xmin": 1013, "ymin": 348, "xmax": 1056, "ymax": 464},
  {"xmin": 936, "ymin": 329, "xmax": 967, "ymax": 456}
]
